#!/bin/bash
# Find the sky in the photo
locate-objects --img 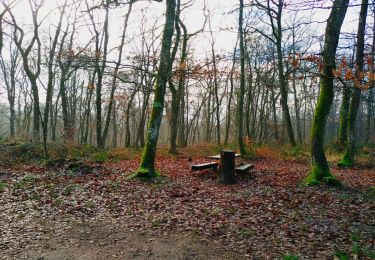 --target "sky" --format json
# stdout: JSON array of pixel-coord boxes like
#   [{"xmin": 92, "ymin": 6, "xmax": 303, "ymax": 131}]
[{"xmin": 1, "ymin": 0, "xmax": 364, "ymax": 60}]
